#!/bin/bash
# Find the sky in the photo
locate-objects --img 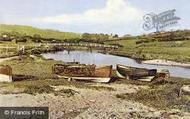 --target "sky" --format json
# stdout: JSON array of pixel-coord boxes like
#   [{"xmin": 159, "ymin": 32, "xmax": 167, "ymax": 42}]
[{"xmin": 0, "ymin": 0, "xmax": 189, "ymax": 36}]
